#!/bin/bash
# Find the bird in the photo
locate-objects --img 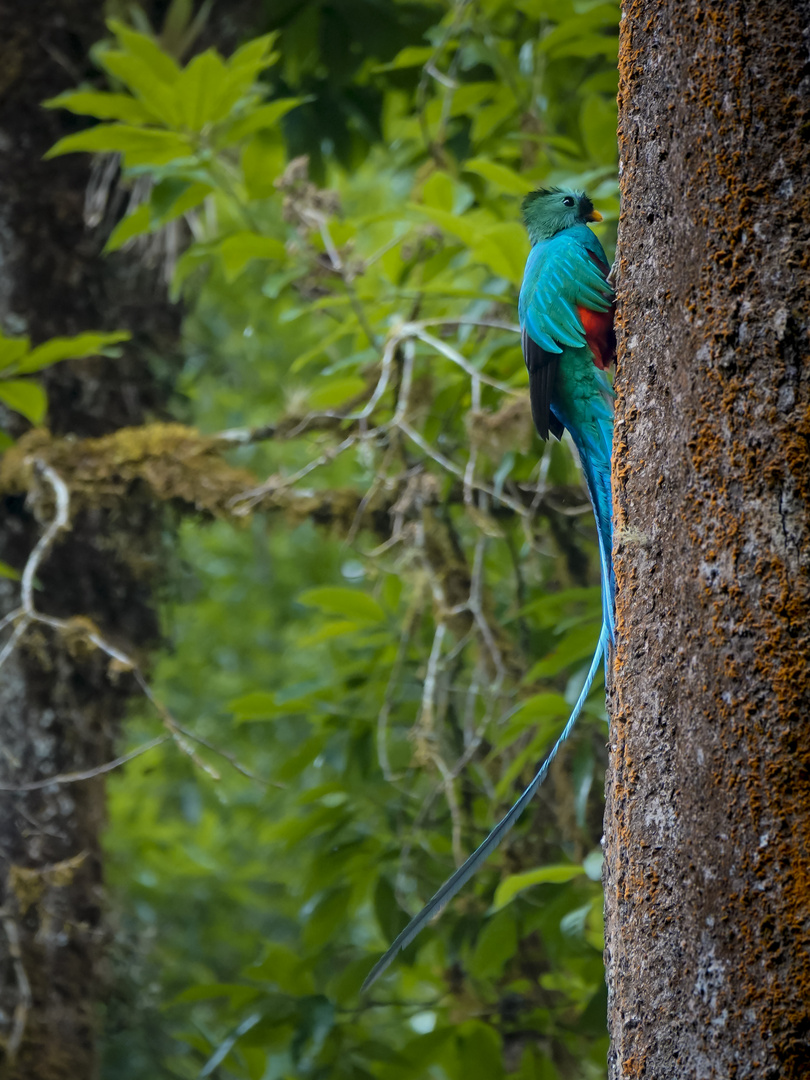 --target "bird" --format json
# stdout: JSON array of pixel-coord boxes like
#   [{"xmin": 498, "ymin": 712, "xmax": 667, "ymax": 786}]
[
  {"xmin": 520, "ymin": 187, "xmax": 615, "ymax": 645},
  {"xmin": 361, "ymin": 187, "xmax": 615, "ymax": 993}
]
